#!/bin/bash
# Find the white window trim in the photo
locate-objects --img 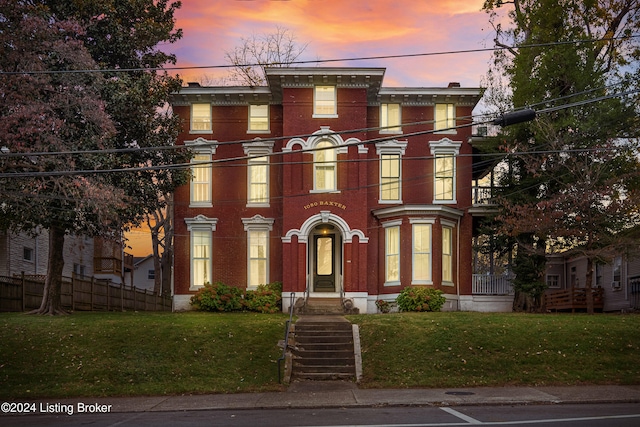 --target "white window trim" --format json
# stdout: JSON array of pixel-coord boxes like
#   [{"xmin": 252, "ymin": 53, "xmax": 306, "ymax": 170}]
[
  {"xmin": 243, "ymin": 139, "xmax": 274, "ymax": 207},
  {"xmin": 430, "ymin": 138, "xmax": 462, "ymax": 204},
  {"xmin": 410, "ymin": 218, "xmax": 434, "ymax": 285},
  {"xmin": 186, "ymin": 138, "xmax": 217, "ymax": 208},
  {"xmin": 380, "ymin": 103, "xmax": 403, "ymax": 134},
  {"xmin": 383, "ymin": 220, "xmax": 402, "ymax": 286},
  {"xmin": 313, "ymin": 85, "xmax": 338, "ymax": 118},
  {"xmin": 242, "ymin": 215, "xmax": 275, "ymax": 290},
  {"xmin": 247, "ymin": 104, "xmax": 270, "ymax": 134},
  {"xmin": 434, "ymin": 103, "xmax": 457, "ymax": 134},
  {"xmin": 313, "ymin": 139, "xmax": 338, "ymax": 193},
  {"xmin": 376, "ymin": 140, "xmax": 407, "ymax": 204},
  {"xmin": 190, "ymin": 103, "xmax": 213, "ymax": 134},
  {"xmin": 185, "ymin": 215, "xmax": 218, "ymax": 291},
  {"xmin": 441, "ymin": 220, "xmax": 455, "ymax": 286}
]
